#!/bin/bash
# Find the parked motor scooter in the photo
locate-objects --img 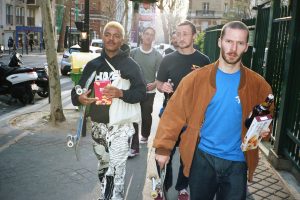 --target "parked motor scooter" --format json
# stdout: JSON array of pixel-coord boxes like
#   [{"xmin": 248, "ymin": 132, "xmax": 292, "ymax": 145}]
[
  {"xmin": 8, "ymin": 52, "xmax": 49, "ymax": 98},
  {"xmin": 0, "ymin": 62, "xmax": 37, "ymax": 105}
]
